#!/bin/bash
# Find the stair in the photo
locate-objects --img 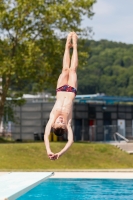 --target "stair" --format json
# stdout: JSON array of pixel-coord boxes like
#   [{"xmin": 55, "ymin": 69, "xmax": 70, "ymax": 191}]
[{"xmin": 113, "ymin": 142, "xmax": 133, "ymax": 154}]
